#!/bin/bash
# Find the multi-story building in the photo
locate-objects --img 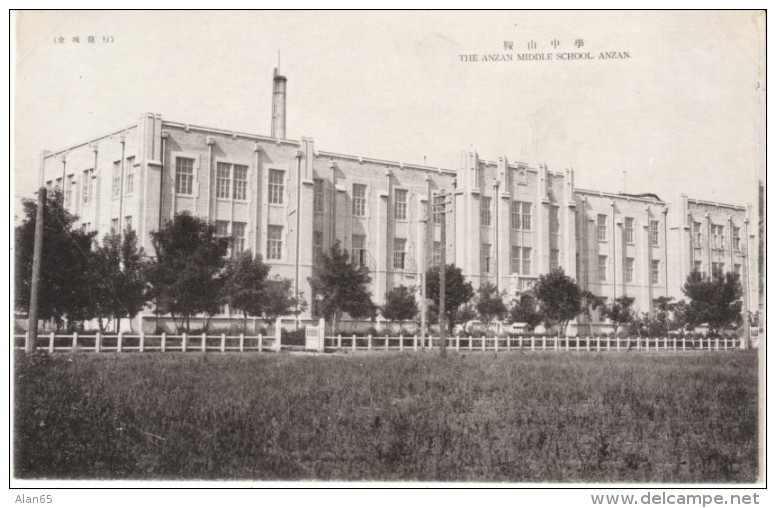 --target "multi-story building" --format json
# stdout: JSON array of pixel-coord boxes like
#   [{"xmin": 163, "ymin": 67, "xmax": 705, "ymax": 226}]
[{"xmin": 38, "ymin": 70, "xmax": 758, "ymax": 333}]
